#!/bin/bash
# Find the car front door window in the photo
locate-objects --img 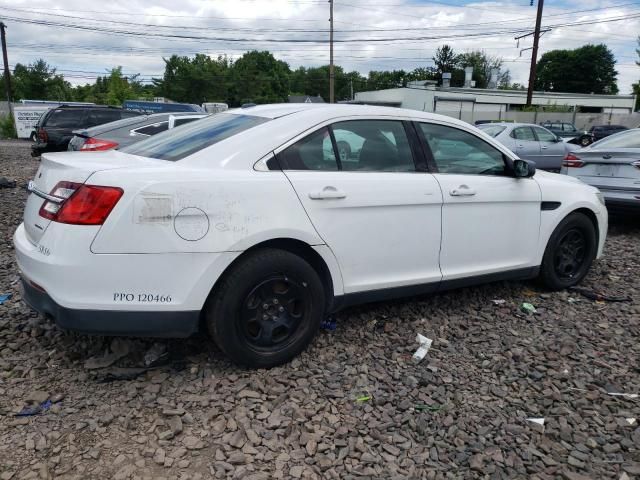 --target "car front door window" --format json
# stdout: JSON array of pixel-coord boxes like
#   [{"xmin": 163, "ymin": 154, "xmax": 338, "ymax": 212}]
[{"xmin": 419, "ymin": 123, "xmax": 506, "ymax": 175}]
